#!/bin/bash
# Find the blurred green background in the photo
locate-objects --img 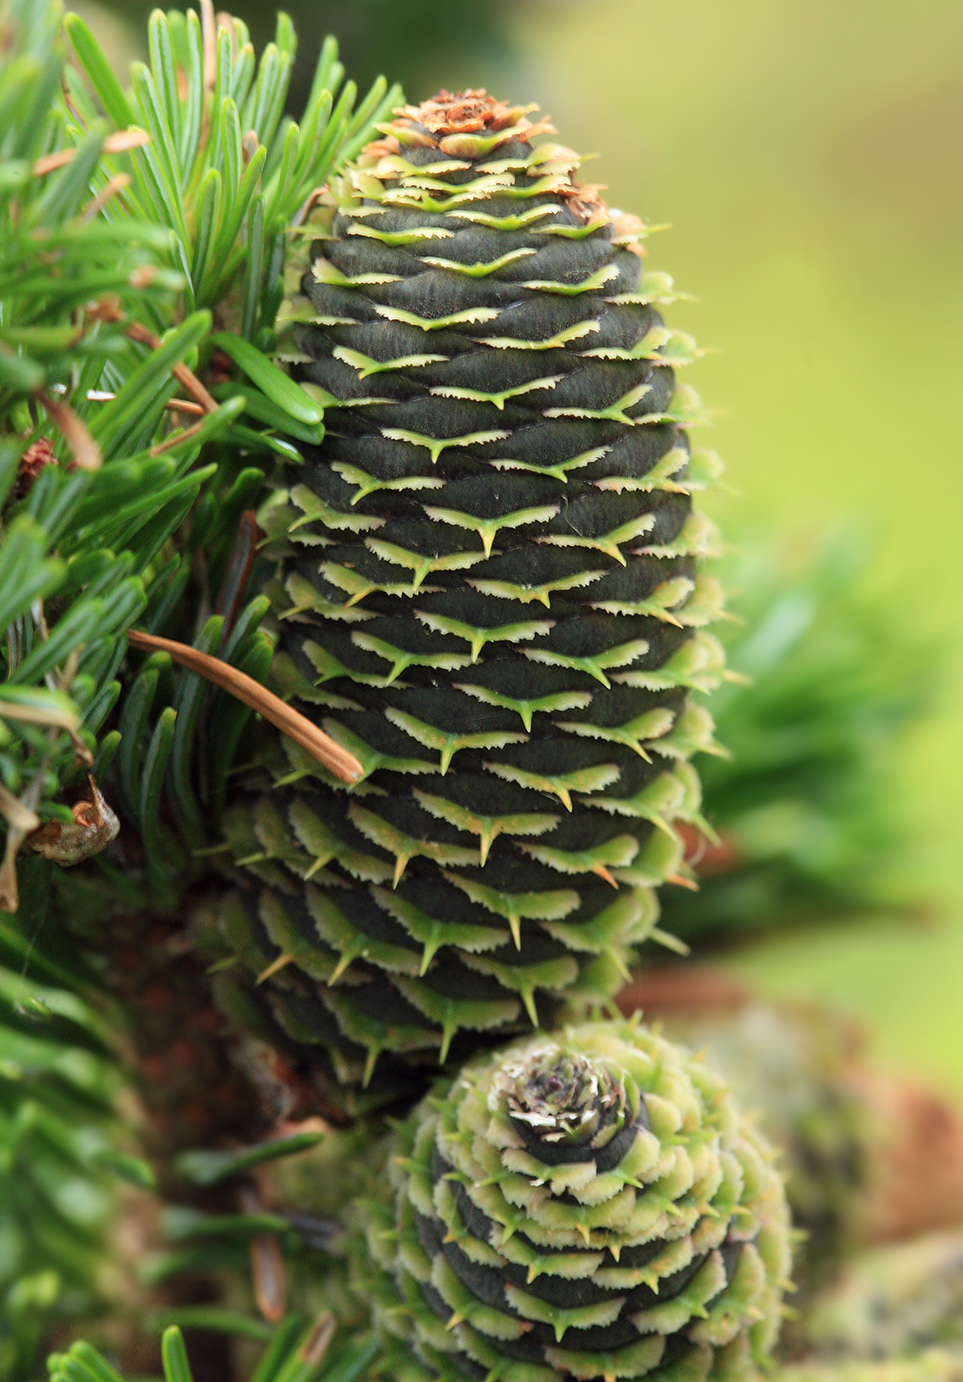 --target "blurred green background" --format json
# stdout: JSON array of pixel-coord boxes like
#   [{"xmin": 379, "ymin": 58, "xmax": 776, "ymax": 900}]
[
  {"xmin": 512, "ymin": 0, "xmax": 963, "ymax": 1098},
  {"xmin": 80, "ymin": 0, "xmax": 963, "ymax": 1092}
]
